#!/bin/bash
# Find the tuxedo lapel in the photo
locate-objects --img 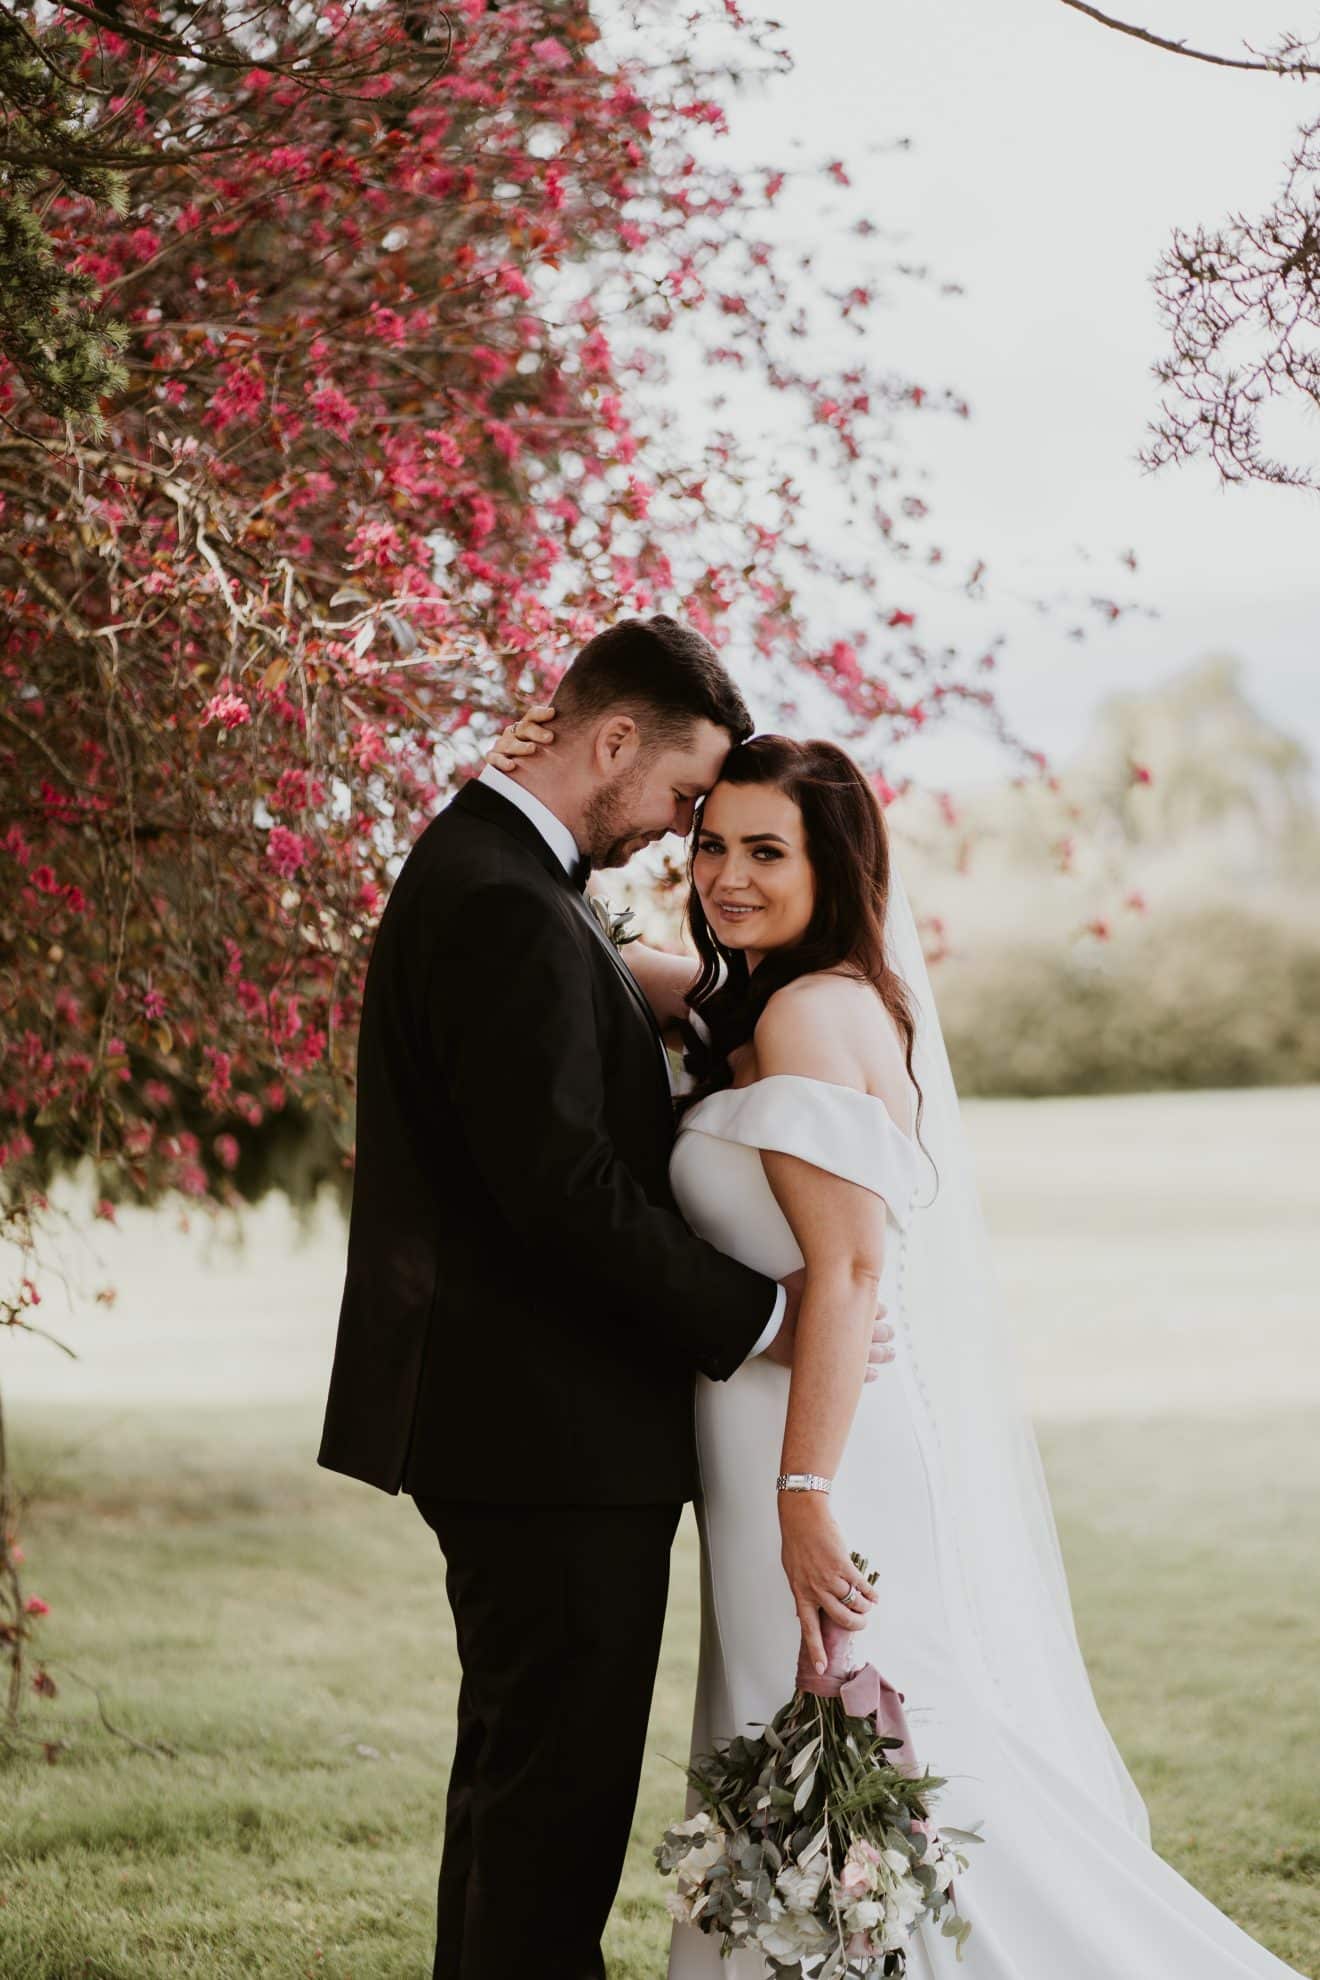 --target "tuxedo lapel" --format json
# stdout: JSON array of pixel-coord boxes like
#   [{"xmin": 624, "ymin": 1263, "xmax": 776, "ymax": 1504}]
[
  {"xmin": 450, "ymin": 777, "xmax": 569, "ymax": 888},
  {"xmin": 568, "ymin": 888, "xmax": 671, "ymax": 1069}
]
